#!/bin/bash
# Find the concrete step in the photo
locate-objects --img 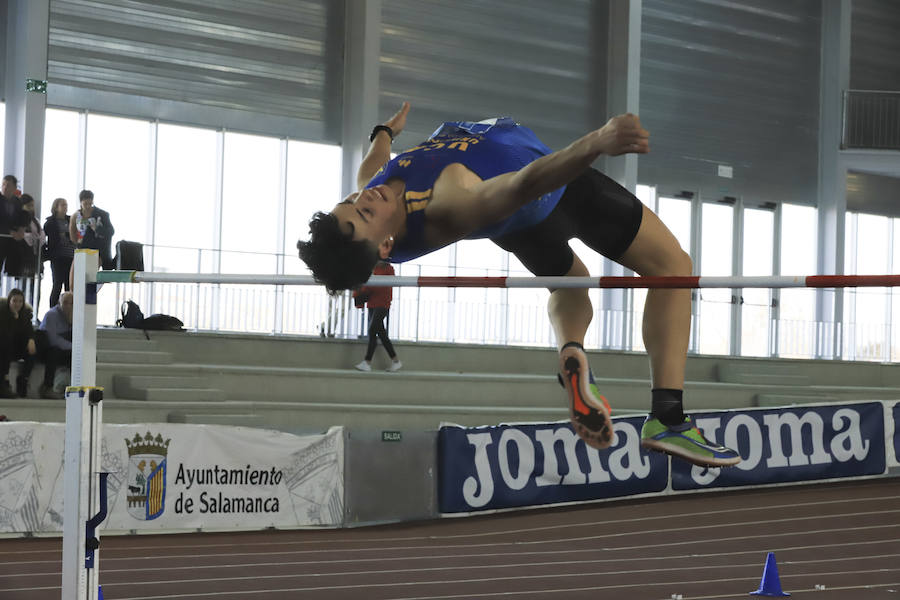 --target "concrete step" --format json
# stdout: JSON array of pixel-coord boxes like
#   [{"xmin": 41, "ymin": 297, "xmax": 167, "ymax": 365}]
[
  {"xmin": 98, "ymin": 362, "xmax": 900, "ymax": 413},
  {"xmin": 755, "ymin": 393, "xmax": 840, "ymax": 407},
  {"xmin": 113, "ymin": 375, "xmax": 216, "ymax": 397},
  {"xmin": 167, "ymin": 400, "xmax": 569, "ymax": 432},
  {"xmin": 167, "ymin": 412, "xmax": 269, "ymax": 427},
  {"xmin": 123, "ymin": 387, "xmax": 225, "ymax": 402},
  {"xmin": 97, "ymin": 350, "xmax": 173, "ymax": 365},
  {"xmin": 98, "ymin": 337, "xmax": 160, "ymax": 352},
  {"xmin": 717, "ymin": 362, "xmax": 811, "ymax": 386},
  {"xmin": 94, "ymin": 327, "xmax": 900, "ymax": 388}
]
